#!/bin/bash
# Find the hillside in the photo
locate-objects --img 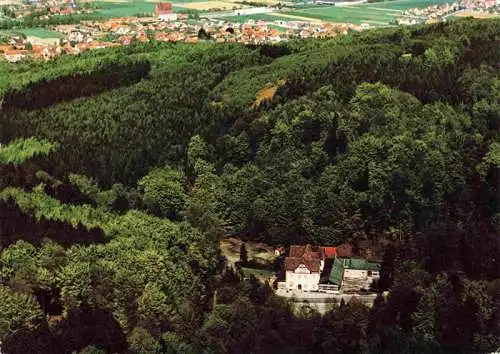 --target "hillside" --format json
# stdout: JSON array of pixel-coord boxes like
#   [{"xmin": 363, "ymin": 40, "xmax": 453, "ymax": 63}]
[{"xmin": 0, "ymin": 18, "xmax": 499, "ymax": 353}]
